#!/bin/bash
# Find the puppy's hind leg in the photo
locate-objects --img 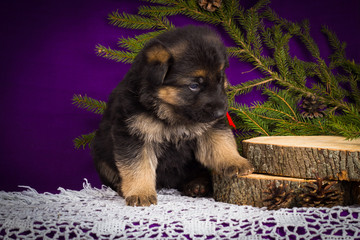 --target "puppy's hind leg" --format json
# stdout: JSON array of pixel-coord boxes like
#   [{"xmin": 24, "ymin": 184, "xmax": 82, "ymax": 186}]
[
  {"xmin": 94, "ymin": 160, "xmax": 122, "ymax": 193},
  {"xmin": 182, "ymin": 171, "xmax": 213, "ymax": 197}
]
